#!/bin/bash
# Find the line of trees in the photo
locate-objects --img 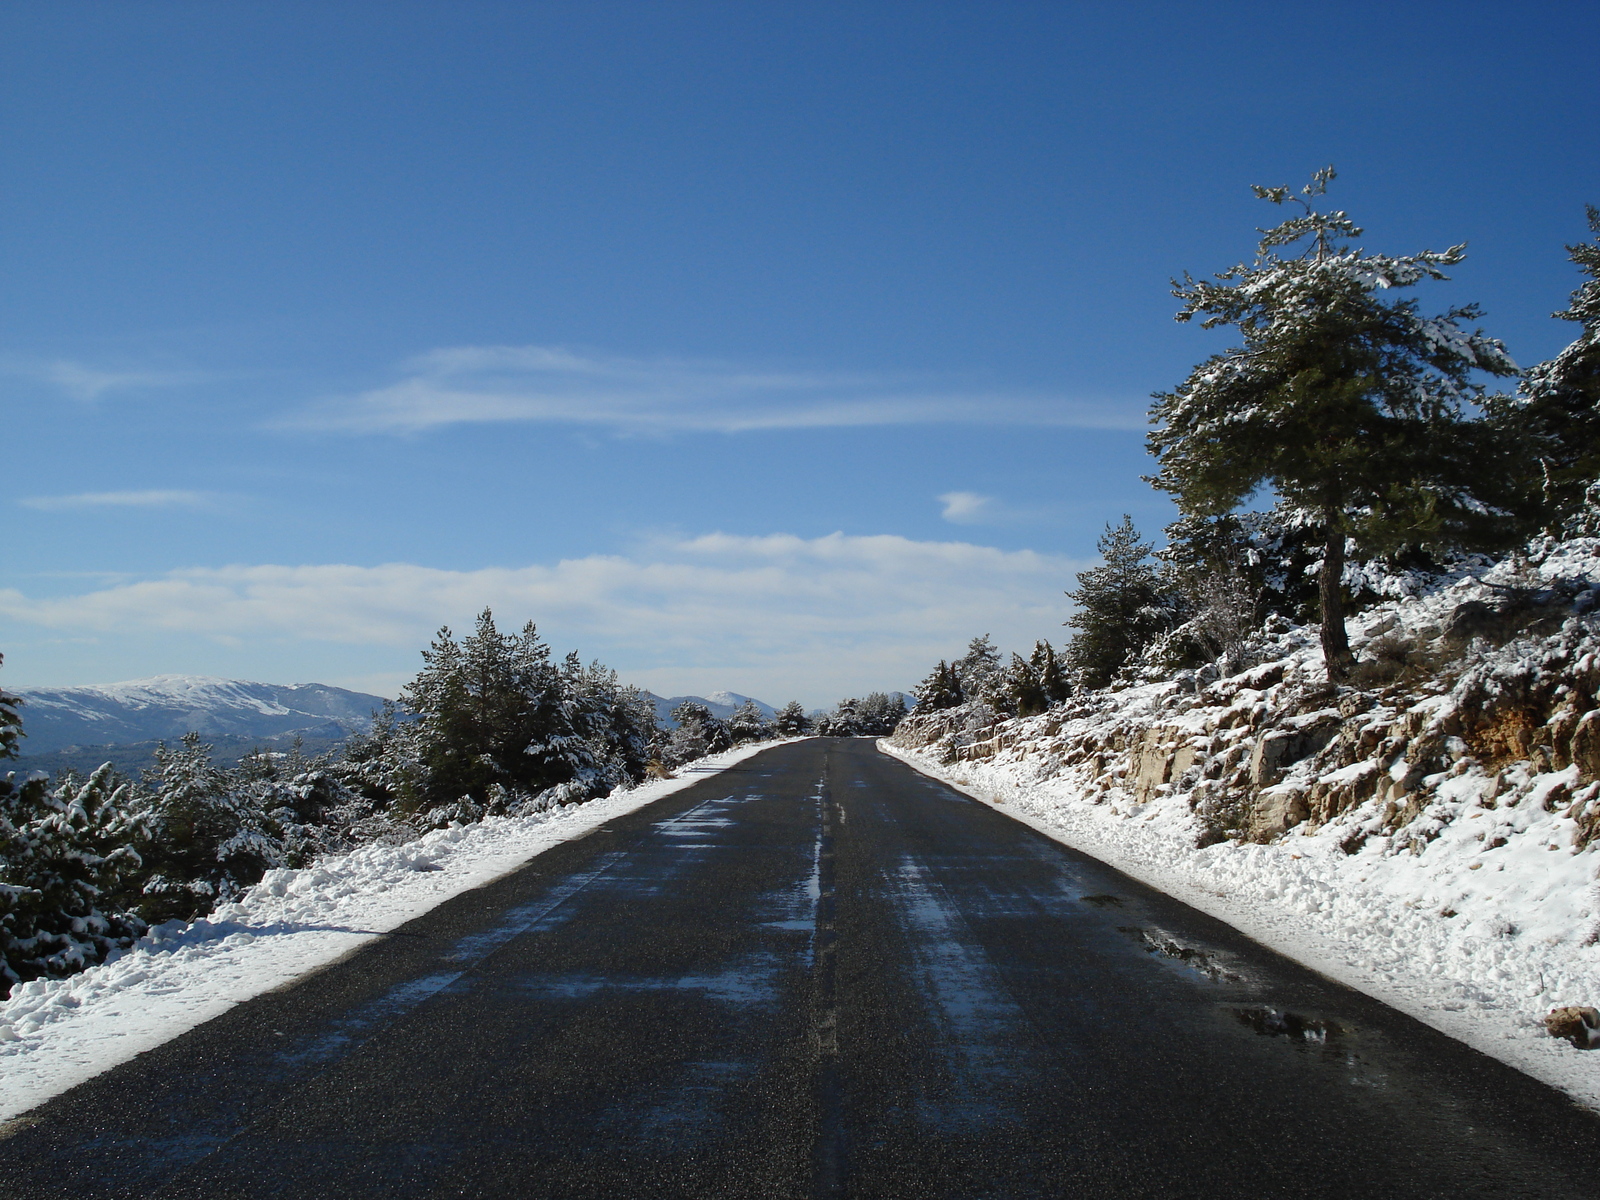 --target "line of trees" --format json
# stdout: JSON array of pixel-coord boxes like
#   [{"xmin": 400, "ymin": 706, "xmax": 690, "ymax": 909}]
[
  {"xmin": 0, "ymin": 612, "xmax": 821, "ymax": 996},
  {"xmin": 914, "ymin": 634, "xmax": 1071, "ymax": 719},
  {"xmin": 812, "ymin": 692, "xmax": 910, "ymax": 736},
  {"xmin": 912, "ymin": 174, "xmax": 1600, "ymax": 703}
]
